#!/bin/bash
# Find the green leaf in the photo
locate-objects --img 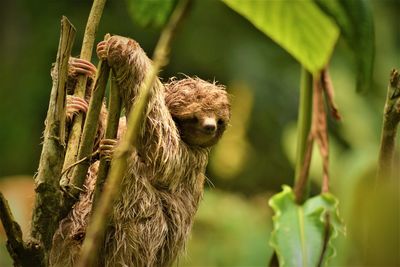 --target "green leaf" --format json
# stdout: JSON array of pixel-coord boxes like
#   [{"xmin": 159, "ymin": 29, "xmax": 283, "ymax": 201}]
[
  {"xmin": 222, "ymin": 0, "xmax": 339, "ymax": 74},
  {"xmin": 315, "ymin": 0, "xmax": 375, "ymax": 92},
  {"xmin": 125, "ymin": 0, "xmax": 177, "ymax": 28},
  {"xmin": 268, "ymin": 186, "xmax": 344, "ymax": 267}
]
